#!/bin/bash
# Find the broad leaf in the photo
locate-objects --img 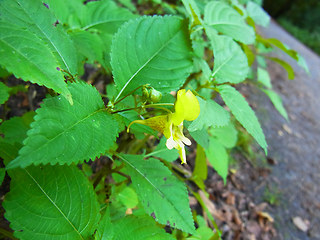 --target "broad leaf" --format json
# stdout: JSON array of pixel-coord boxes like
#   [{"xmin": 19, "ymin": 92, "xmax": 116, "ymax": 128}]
[
  {"xmin": 209, "ymin": 33, "xmax": 249, "ymax": 84},
  {"xmin": 0, "ymin": 22, "xmax": 71, "ymax": 102},
  {"xmin": 262, "ymin": 89, "xmax": 288, "ymax": 121},
  {"xmin": 217, "ymin": 85, "xmax": 267, "ymax": 154},
  {"xmin": 3, "ymin": 165, "xmax": 100, "ymax": 240},
  {"xmin": 0, "ymin": 81, "xmax": 10, "ymax": 104},
  {"xmin": 204, "ymin": 1, "xmax": 255, "ymax": 44},
  {"xmin": 209, "ymin": 123, "xmax": 238, "ymax": 149},
  {"xmin": 188, "ymin": 97, "xmax": 230, "ymax": 131},
  {"xmin": 108, "ymin": 215, "xmax": 174, "ymax": 240},
  {"xmin": 81, "ymin": 0, "xmax": 136, "ymax": 34},
  {"xmin": 192, "ymin": 144, "xmax": 207, "ymax": 189},
  {"xmin": 7, "ymin": 82, "xmax": 119, "ymax": 169},
  {"xmin": 188, "ymin": 126, "xmax": 210, "ymax": 149},
  {"xmin": 205, "ymin": 138, "xmax": 228, "ymax": 184},
  {"xmin": 0, "ymin": 0, "xmax": 78, "ymax": 75},
  {"xmin": 120, "ymin": 154, "xmax": 195, "ymax": 234},
  {"xmin": 0, "ymin": 168, "xmax": 5, "ymax": 186},
  {"xmin": 246, "ymin": 1, "xmax": 270, "ymax": 27},
  {"xmin": 111, "ymin": 16, "xmax": 193, "ymax": 102}
]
